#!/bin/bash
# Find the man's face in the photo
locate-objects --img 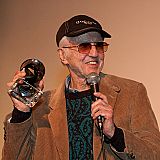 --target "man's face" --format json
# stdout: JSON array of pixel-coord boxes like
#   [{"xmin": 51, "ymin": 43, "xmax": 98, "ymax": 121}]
[{"xmin": 59, "ymin": 32, "xmax": 105, "ymax": 78}]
